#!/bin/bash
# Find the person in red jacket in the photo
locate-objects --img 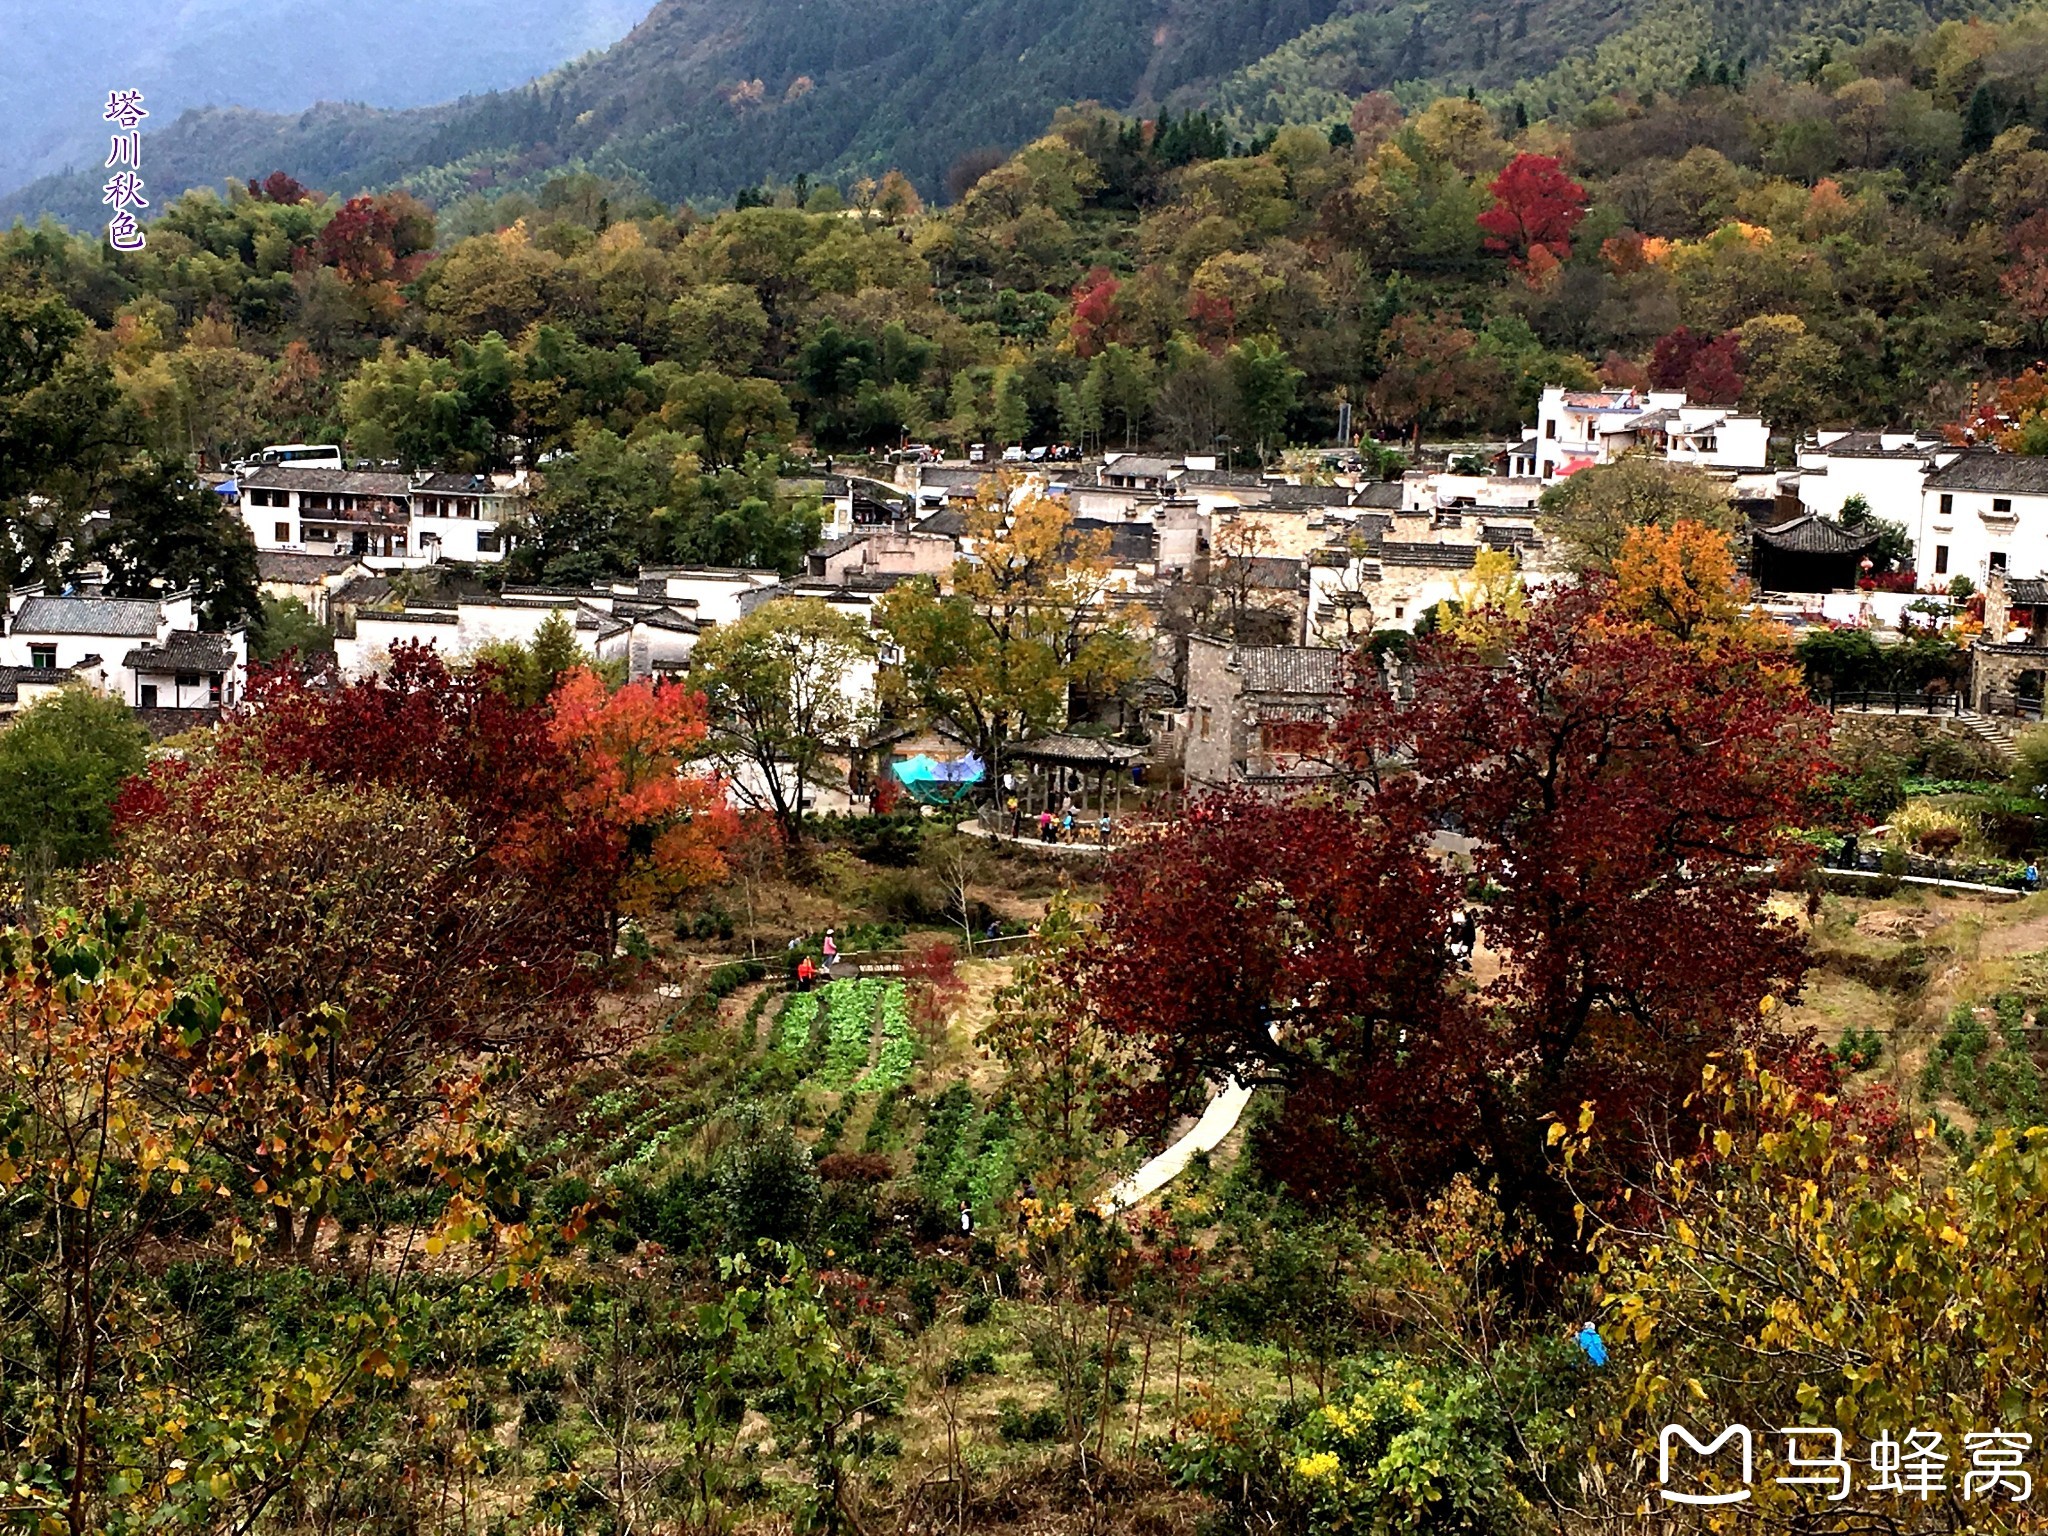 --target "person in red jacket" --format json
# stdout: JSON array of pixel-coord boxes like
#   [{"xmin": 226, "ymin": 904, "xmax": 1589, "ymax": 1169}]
[{"xmin": 796, "ymin": 955, "xmax": 815, "ymax": 991}]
